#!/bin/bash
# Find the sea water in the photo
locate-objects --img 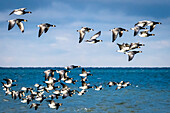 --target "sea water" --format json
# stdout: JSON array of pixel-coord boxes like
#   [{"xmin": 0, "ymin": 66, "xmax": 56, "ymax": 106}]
[{"xmin": 0, "ymin": 67, "xmax": 169, "ymax": 113}]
